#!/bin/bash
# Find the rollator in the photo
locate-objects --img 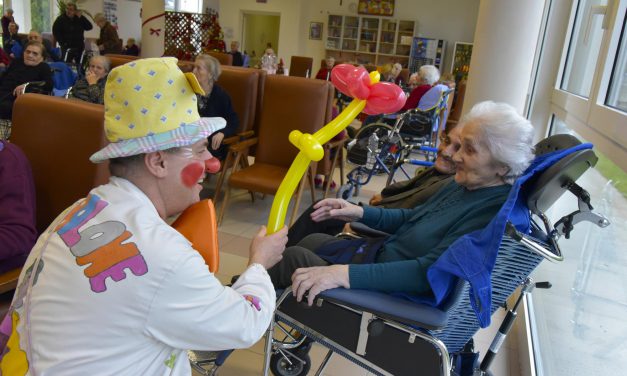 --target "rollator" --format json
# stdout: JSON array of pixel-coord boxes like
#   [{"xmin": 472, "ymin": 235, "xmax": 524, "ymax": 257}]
[{"xmin": 258, "ymin": 134, "xmax": 610, "ymax": 376}]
